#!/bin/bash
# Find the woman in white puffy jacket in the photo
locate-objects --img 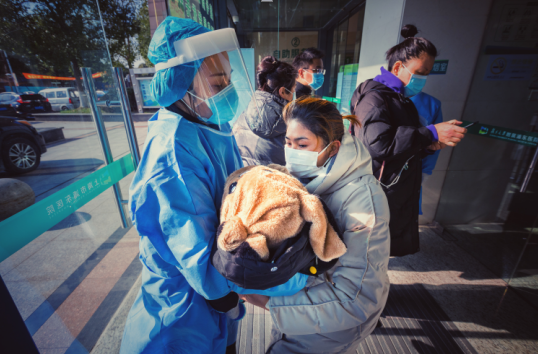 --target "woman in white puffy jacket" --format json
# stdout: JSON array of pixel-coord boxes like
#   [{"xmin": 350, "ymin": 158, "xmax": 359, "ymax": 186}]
[{"xmin": 241, "ymin": 96, "xmax": 391, "ymax": 354}]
